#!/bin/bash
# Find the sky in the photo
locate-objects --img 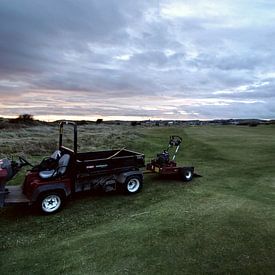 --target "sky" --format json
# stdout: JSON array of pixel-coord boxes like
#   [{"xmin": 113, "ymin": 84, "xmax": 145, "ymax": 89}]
[{"xmin": 0, "ymin": 0, "xmax": 275, "ymax": 121}]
